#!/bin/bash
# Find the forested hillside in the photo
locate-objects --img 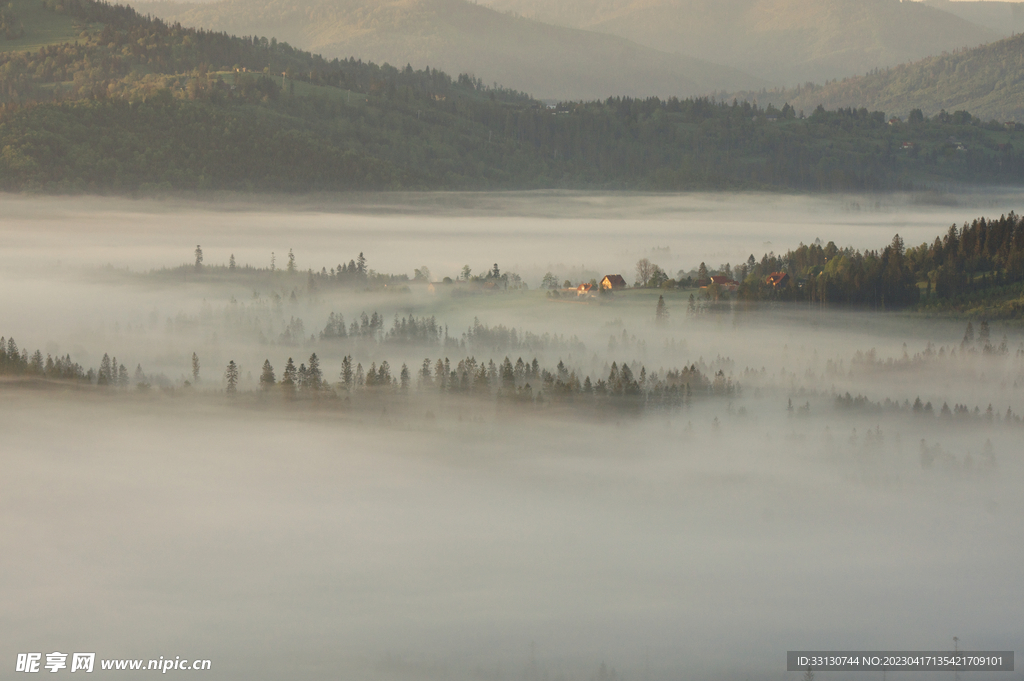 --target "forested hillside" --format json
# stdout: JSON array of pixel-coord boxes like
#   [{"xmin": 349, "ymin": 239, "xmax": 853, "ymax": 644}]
[
  {"xmin": 731, "ymin": 31, "xmax": 1024, "ymax": 122},
  {"xmin": 2, "ymin": 0, "xmax": 1024, "ymax": 193}
]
